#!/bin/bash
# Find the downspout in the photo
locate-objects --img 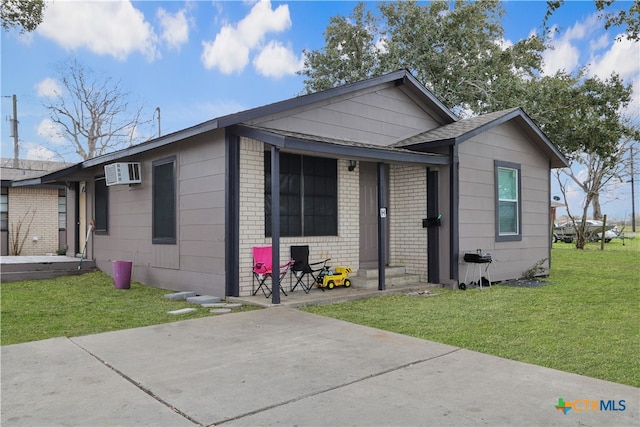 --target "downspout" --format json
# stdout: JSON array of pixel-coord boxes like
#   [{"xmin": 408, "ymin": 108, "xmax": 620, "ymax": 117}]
[
  {"xmin": 225, "ymin": 131, "xmax": 240, "ymax": 297},
  {"xmin": 377, "ymin": 162, "xmax": 388, "ymax": 290},
  {"xmin": 450, "ymin": 144, "xmax": 460, "ymax": 282}
]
